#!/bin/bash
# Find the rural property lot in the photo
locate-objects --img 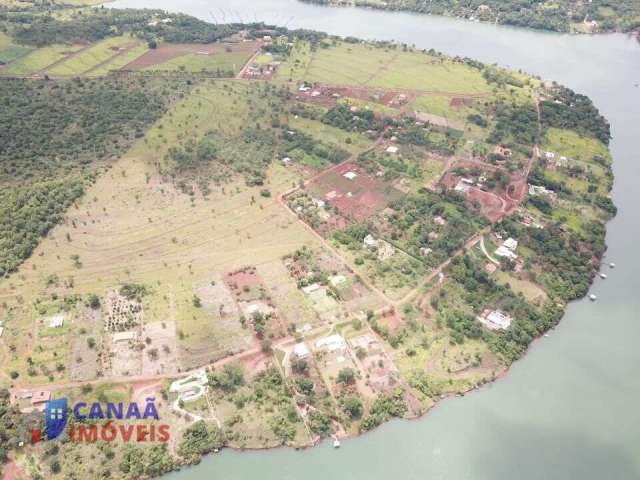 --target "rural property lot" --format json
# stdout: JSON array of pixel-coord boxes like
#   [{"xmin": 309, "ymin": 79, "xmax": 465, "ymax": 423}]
[
  {"xmin": 306, "ymin": 161, "xmax": 404, "ymax": 221},
  {"xmin": 125, "ymin": 40, "xmax": 260, "ymax": 73}
]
